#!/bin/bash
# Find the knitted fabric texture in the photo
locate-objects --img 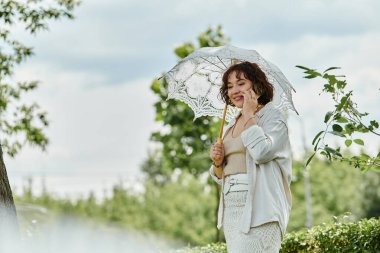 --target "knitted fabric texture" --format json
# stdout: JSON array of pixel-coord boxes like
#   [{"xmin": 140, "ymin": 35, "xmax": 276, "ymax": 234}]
[{"xmin": 223, "ymin": 191, "xmax": 282, "ymax": 253}]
